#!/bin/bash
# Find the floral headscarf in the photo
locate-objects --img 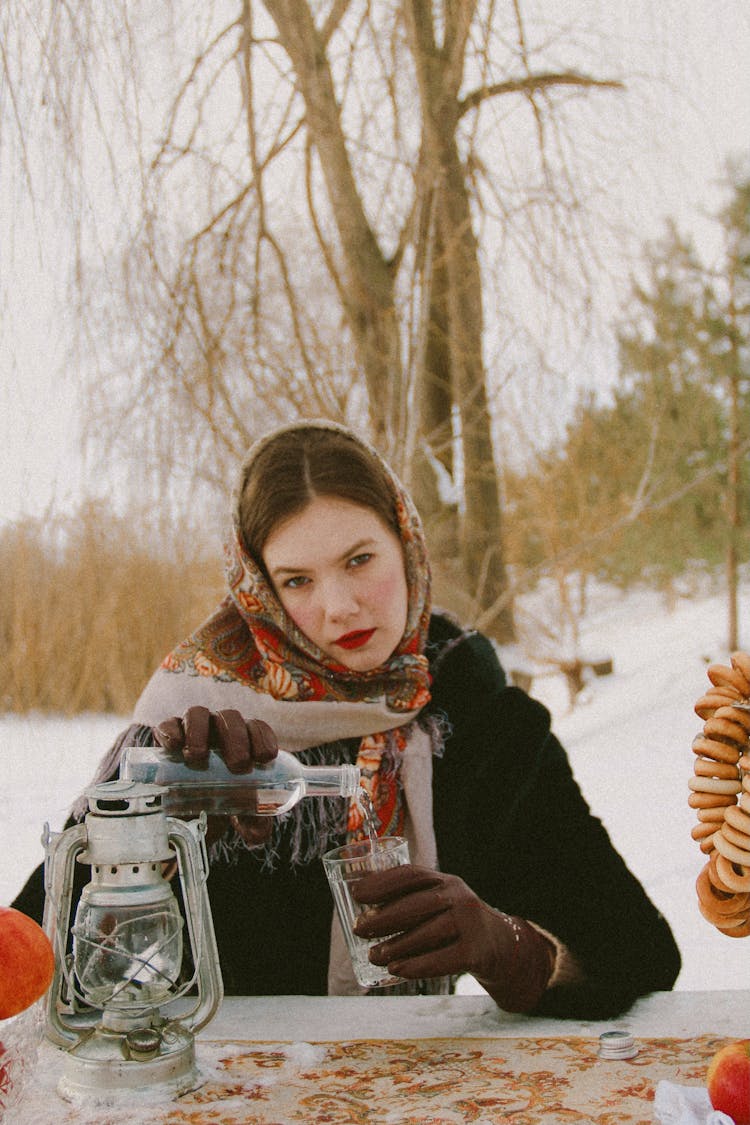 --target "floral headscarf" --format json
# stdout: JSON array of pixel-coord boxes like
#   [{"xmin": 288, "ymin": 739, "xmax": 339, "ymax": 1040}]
[{"xmin": 157, "ymin": 421, "xmax": 433, "ymax": 840}]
